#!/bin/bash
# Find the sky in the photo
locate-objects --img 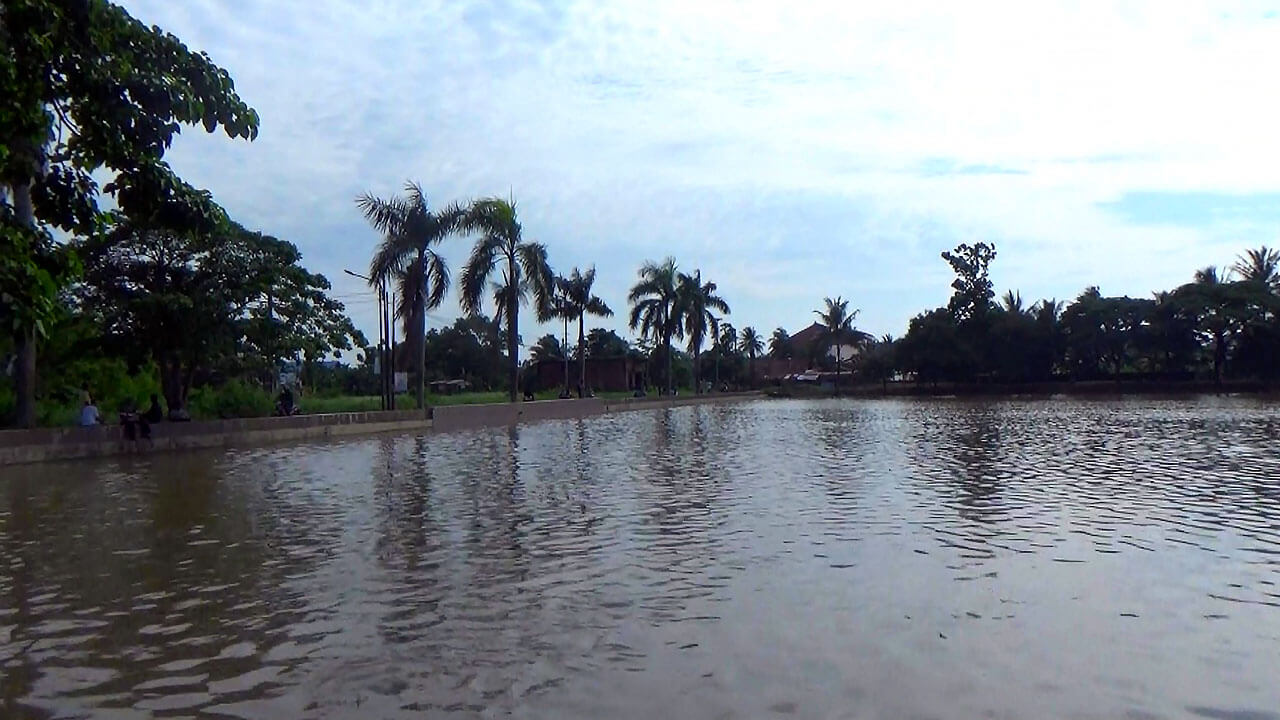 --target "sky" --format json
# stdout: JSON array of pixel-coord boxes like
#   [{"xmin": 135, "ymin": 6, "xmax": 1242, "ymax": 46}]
[{"xmin": 122, "ymin": 0, "xmax": 1280, "ymax": 355}]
